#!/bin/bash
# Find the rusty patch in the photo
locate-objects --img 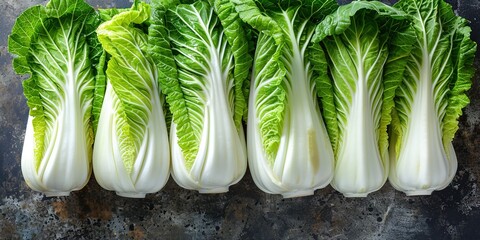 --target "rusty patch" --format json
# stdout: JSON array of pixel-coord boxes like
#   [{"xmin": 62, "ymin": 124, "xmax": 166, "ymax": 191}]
[
  {"xmin": 85, "ymin": 198, "xmax": 113, "ymax": 221},
  {"xmin": 52, "ymin": 201, "xmax": 69, "ymax": 220},
  {"xmin": 128, "ymin": 225, "xmax": 145, "ymax": 240}
]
